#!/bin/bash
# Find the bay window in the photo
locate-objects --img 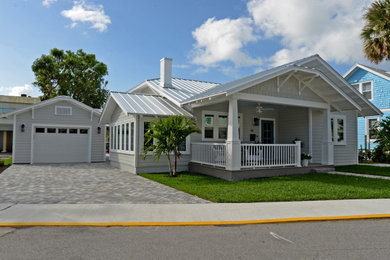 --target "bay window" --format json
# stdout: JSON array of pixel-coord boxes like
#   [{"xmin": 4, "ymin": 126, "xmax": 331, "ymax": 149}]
[{"xmin": 110, "ymin": 120, "xmax": 135, "ymax": 153}]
